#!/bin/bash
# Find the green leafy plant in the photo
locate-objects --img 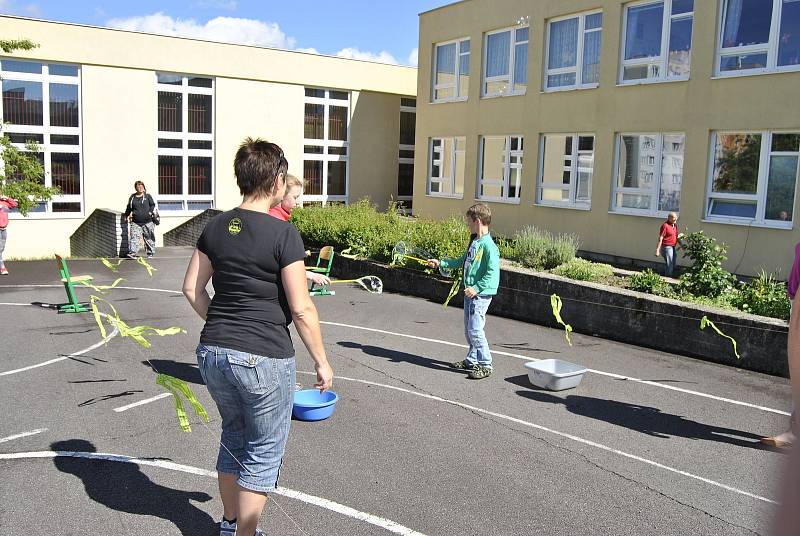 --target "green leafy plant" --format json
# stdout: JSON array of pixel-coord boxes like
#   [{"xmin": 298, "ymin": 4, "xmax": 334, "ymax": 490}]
[
  {"xmin": 510, "ymin": 226, "xmax": 580, "ymax": 270},
  {"xmin": 730, "ymin": 271, "xmax": 790, "ymax": 320},
  {"xmin": 628, "ymin": 268, "xmax": 672, "ymax": 296},
  {"xmin": 677, "ymin": 231, "xmax": 737, "ymax": 298},
  {"xmin": 552, "ymin": 258, "xmax": 614, "ymax": 282}
]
